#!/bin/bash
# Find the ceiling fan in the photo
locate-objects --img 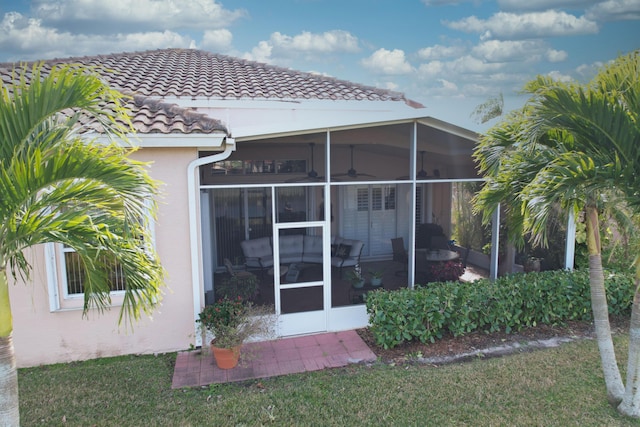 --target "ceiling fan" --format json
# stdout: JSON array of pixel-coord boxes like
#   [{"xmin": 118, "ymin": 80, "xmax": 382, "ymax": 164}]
[
  {"xmin": 331, "ymin": 145, "xmax": 375, "ymax": 180},
  {"xmin": 397, "ymin": 151, "xmax": 439, "ymax": 180},
  {"xmin": 286, "ymin": 143, "xmax": 324, "ymax": 182}
]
